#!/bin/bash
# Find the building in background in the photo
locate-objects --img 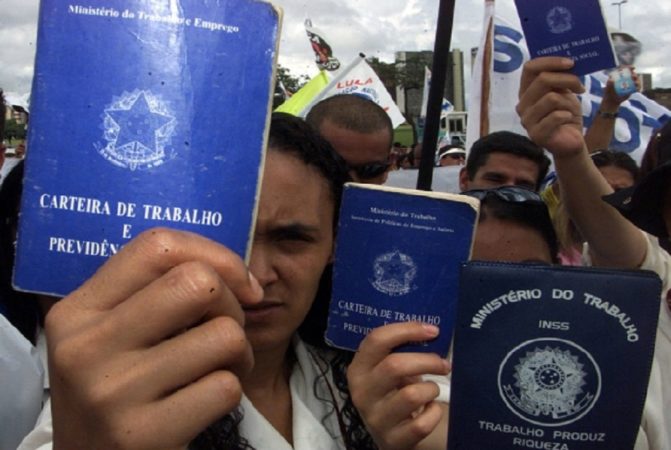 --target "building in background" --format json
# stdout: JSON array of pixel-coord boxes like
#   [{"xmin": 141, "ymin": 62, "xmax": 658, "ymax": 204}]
[
  {"xmin": 639, "ymin": 73, "xmax": 653, "ymax": 92},
  {"xmin": 643, "ymin": 88, "xmax": 671, "ymax": 111},
  {"xmin": 394, "ymin": 49, "xmax": 466, "ymax": 145},
  {"xmin": 395, "ymin": 49, "xmax": 465, "ymax": 117}
]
